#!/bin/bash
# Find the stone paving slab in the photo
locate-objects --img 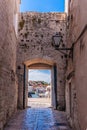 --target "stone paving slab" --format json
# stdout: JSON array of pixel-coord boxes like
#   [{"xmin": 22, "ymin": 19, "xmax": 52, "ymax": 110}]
[
  {"xmin": 28, "ymin": 98, "xmax": 51, "ymax": 108},
  {"xmin": 4, "ymin": 108, "xmax": 72, "ymax": 130}
]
